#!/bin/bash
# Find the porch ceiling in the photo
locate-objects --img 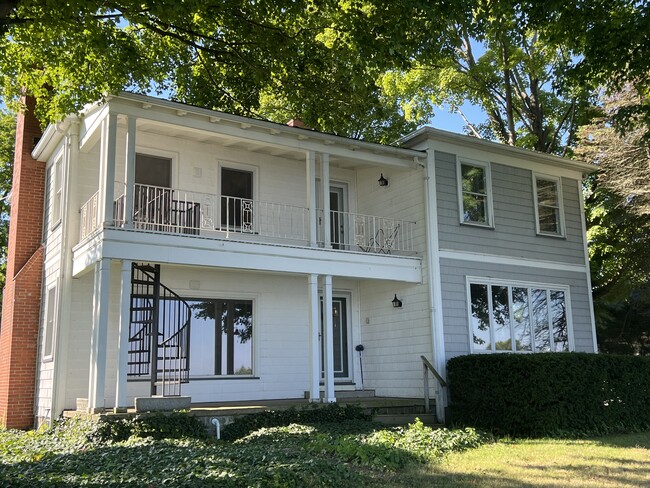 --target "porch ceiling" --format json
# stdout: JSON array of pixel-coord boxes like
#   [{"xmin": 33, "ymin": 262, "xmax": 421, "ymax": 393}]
[{"xmin": 136, "ymin": 119, "xmax": 308, "ymax": 164}]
